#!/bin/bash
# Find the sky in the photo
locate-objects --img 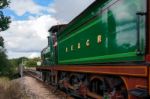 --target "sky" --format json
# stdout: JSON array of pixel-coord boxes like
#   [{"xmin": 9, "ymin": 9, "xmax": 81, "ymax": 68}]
[{"xmin": 1, "ymin": 0, "xmax": 94, "ymax": 59}]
